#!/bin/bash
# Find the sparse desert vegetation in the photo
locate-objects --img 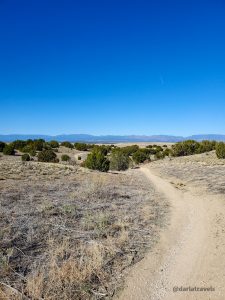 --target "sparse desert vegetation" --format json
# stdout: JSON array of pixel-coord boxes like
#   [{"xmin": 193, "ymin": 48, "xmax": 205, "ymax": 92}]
[
  {"xmin": 21, "ymin": 153, "xmax": 31, "ymax": 162},
  {"xmin": 0, "ymin": 153, "xmax": 168, "ymax": 299},
  {"xmin": 216, "ymin": 142, "xmax": 225, "ymax": 159},
  {"xmin": 84, "ymin": 147, "xmax": 110, "ymax": 172},
  {"xmin": 61, "ymin": 154, "xmax": 71, "ymax": 162},
  {"xmin": 150, "ymin": 150, "xmax": 225, "ymax": 194},
  {"xmin": 2, "ymin": 144, "xmax": 15, "ymax": 156},
  {"xmin": 171, "ymin": 139, "xmax": 216, "ymax": 157},
  {"xmin": 60, "ymin": 141, "xmax": 74, "ymax": 149},
  {"xmin": 38, "ymin": 149, "xmax": 59, "ymax": 163},
  {"xmin": 1, "ymin": 138, "xmax": 225, "ymax": 299},
  {"xmin": 1, "ymin": 139, "xmax": 225, "ymax": 174},
  {"xmin": 109, "ymin": 149, "xmax": 130, "ymax": 171}
]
